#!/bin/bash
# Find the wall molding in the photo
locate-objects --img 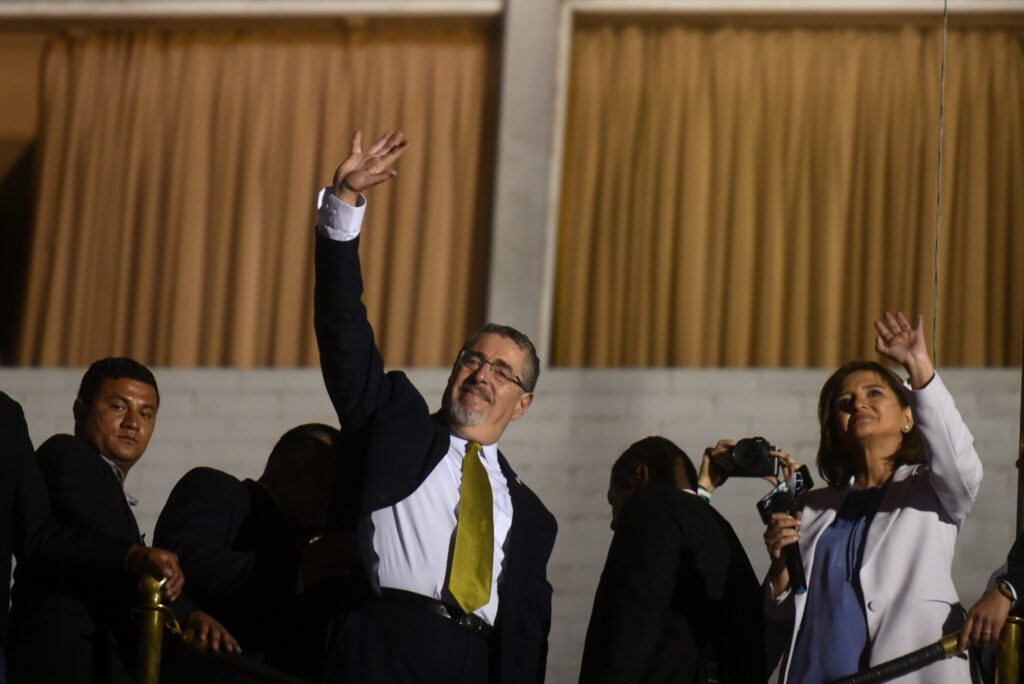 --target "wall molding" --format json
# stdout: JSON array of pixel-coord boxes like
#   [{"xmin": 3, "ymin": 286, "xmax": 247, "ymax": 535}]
[{"xmin": 0, "ymin": 0, "xmax": 502, "ymax": 20}]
